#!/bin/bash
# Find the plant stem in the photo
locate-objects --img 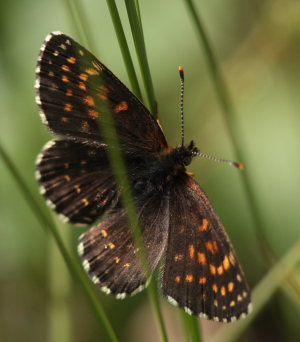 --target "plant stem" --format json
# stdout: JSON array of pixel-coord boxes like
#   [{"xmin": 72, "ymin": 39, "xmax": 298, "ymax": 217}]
[
  {"xmin": 124, "ymin": 0, "xmax": 157, "ymax": 116},
  {"xmin": 96, "ymin": 103, "xmax": 169, "ymax": 342},
  {"xmin": 183, "ymin": 0, "xmax": 273, "ymax": 264},
  {"xmin": 62, "ymin": 0, "xmax": 95, "ymax": 51},
  {"xmin": 106, "ymin": 0, "xmax": 143, "ymax": 100}
]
